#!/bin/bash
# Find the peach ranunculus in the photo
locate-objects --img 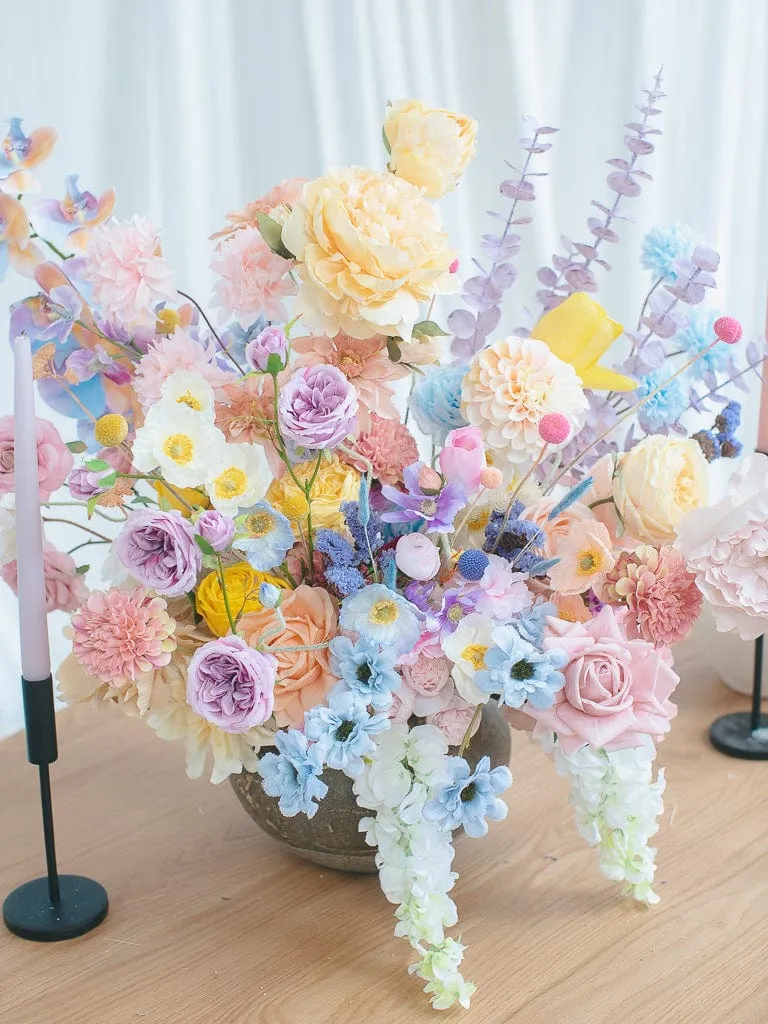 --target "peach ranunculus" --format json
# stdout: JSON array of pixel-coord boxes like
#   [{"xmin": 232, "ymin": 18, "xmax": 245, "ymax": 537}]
[
  {"xmin": 281, "ymin": 166, "xmax": 458, "ymax": 341},
  {"xmin": 210, "ymin": 178, "xmax": 308, "ymax": 242},
  {"xmin": 240, "ymin": 585, "xmax": 338, "ymax": 728},
  {"xmin": 520, "ymin": 497, "xmax": 595, "ymax": 560},
  {"xmin": 383, "ymin": 98, "xmax": 478, "ymax": 198}
]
